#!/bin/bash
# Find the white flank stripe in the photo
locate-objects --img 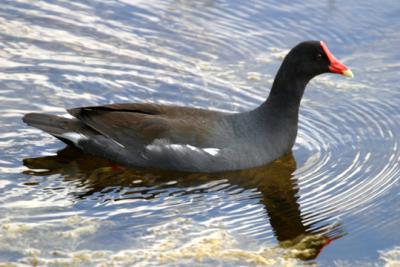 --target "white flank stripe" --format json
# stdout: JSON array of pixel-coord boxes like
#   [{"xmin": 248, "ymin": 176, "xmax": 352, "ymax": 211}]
[
  {"xmin": 203, "ymin": 148, "xmax": 220, "ymax": 156},
  {"xmin": 146, "ymin": 141, "xmax": 220, "ymax": 157}
]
